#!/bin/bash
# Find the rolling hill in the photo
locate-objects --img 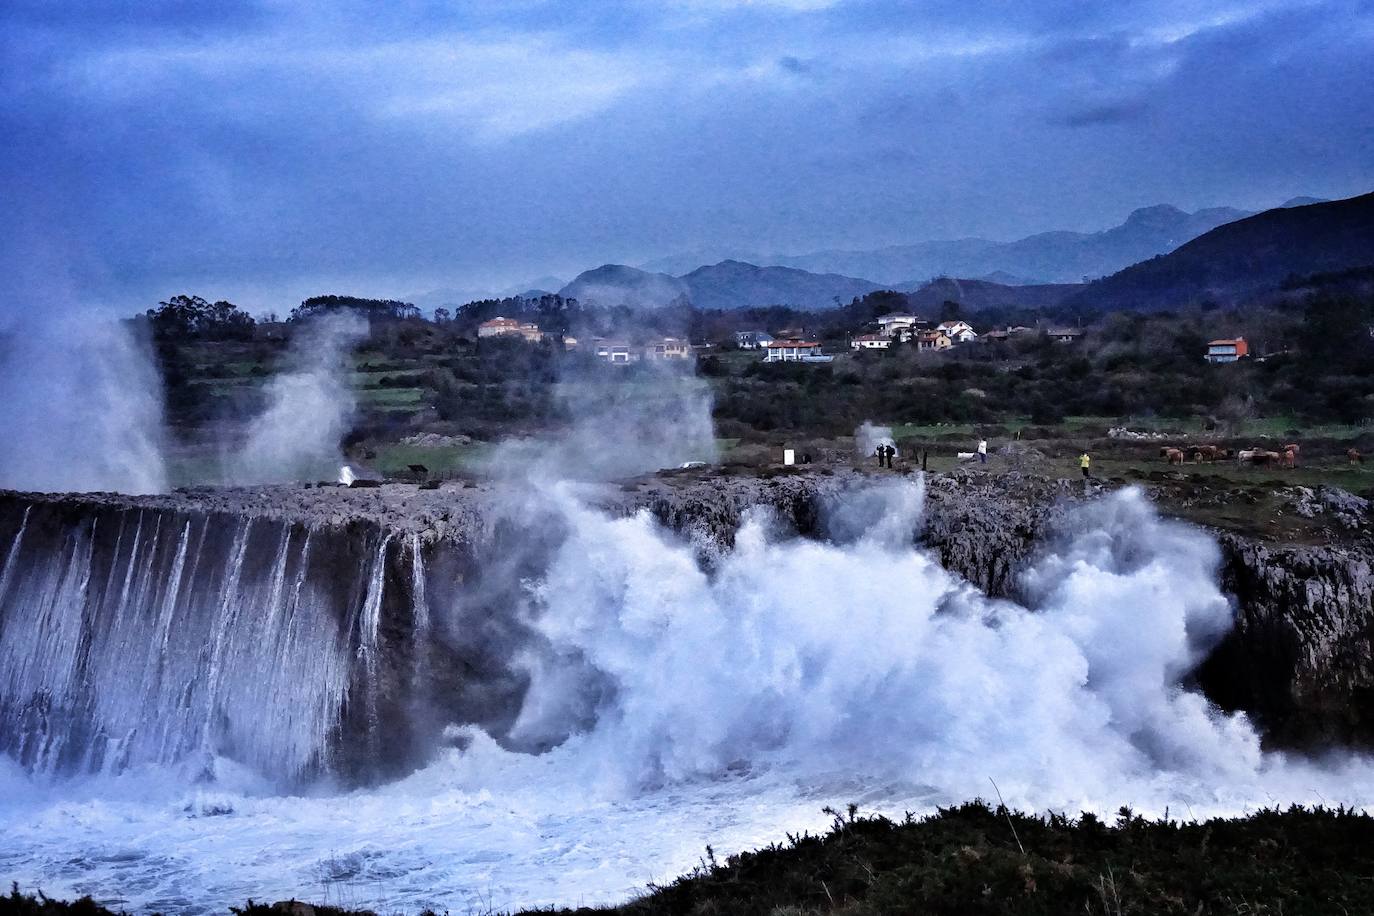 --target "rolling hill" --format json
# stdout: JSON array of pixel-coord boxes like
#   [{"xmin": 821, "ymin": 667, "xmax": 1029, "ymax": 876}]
[
  {"xmin": 901, "ymin": 277, "xmax": 1083, "ymax": 312},
  {"xmin": 680, "ymin": 260, "xmax": 880, "ymax": 310},
  {"xmin": 559, "ymin": 260, "xmax": 880, "ymax": 310},
  {"xmin": 1066, "ymin": 192, "xmax": 1374, "ymax": 311},
  {"xmin": 559, "ymin": 265, "xmax": 690, "ymax": 308}
]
